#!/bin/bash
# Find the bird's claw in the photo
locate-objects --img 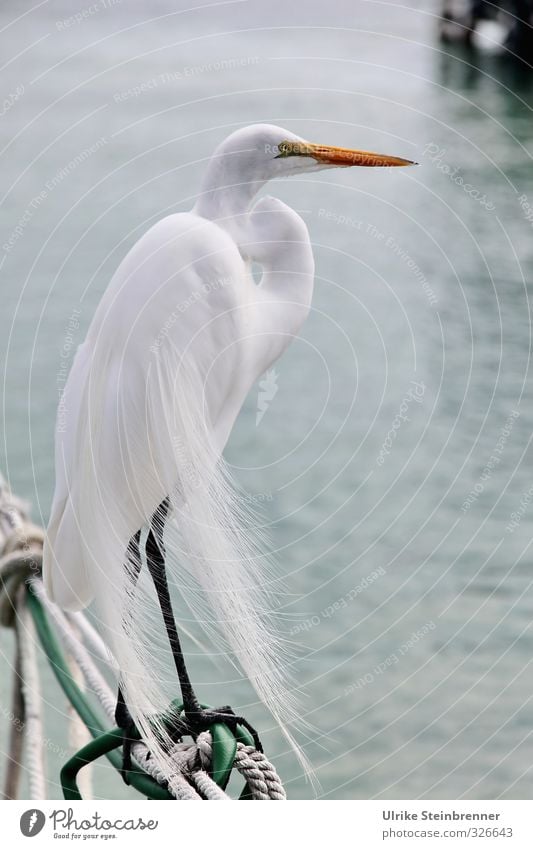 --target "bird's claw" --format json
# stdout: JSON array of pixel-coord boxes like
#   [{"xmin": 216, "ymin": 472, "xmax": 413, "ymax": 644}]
[
  {"xmin": 184, "ymin": 706, "xmax": 263, "ymax": 752},
  {"xmin": 116, "ymin": 700, "xmax": 262, "ymax": 787},
  {"xmin": 119, "ymin": 722, "xmax": 137, "ymax": 785}
]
